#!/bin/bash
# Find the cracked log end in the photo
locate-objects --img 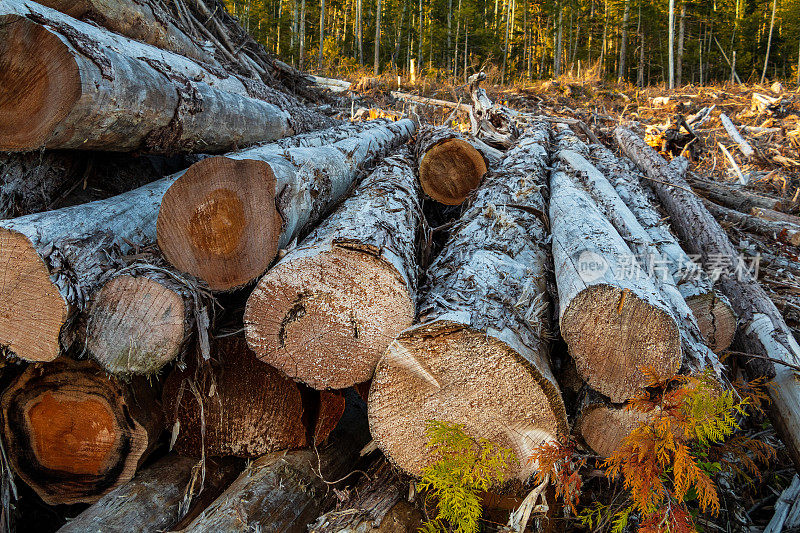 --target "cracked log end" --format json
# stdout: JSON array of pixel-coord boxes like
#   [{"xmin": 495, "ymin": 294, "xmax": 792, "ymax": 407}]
[
  {"xmin": 686, "ymin": 292, "xmax": 737, "ymax": 352},
  {"xmin": 576, "ymin": 404, "xmax": 649, "ymax": 458},
  {"xmin": 561, "ymin": 285, "xmax": 682, "ymax": 403},
  {"xmin": 86, "ymin": 275, "xmax": 186, "ymax": 375},
  {"xmin": 0, "ymin": 16, "xmax": 80, "ymax": 151},
  {"xmin": 1, "ymin": 359, "xmax": 153, "ymax": 505},
  {"xmin": 368, "ymin": 321, "xmax": 567, "ymax": 480},
  {"xmin": 0, "ymin": 228, "xmax": 68, "ymax": 362},
  {"xmin": 157, "ymin": 156, "xmax": 281, "ymax": 291},
  {"xmin": 161, "ymin": 337, "xmax": 308, "ymax": 457},
  {"xmin": 244, "ymin": 246, "xmax": 414, "ymax": 390},
  {"xmin": 419, "ymin": 139, "xmax": 488, "ymax": 205}
]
